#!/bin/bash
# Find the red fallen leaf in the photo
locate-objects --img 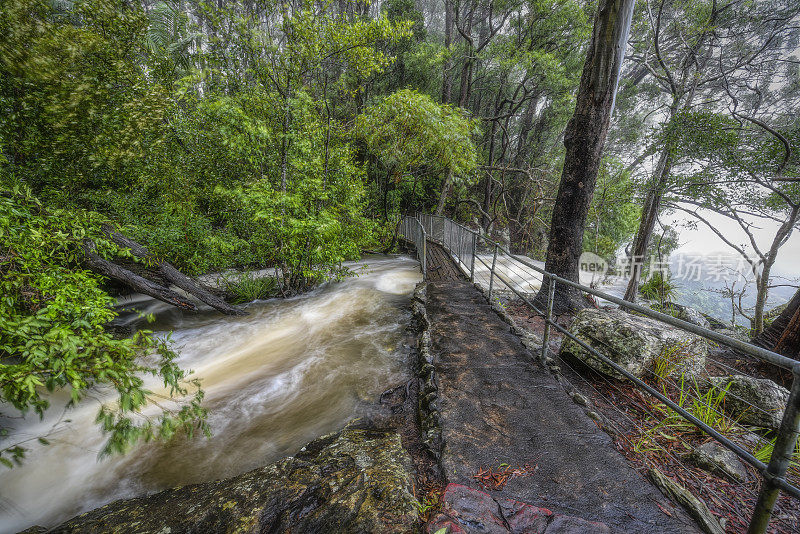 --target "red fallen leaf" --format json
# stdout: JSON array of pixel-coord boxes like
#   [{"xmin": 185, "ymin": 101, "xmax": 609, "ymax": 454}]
[{"xmin": 656, "ymin": 502, "xmax": 673, "ymax": 517}]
